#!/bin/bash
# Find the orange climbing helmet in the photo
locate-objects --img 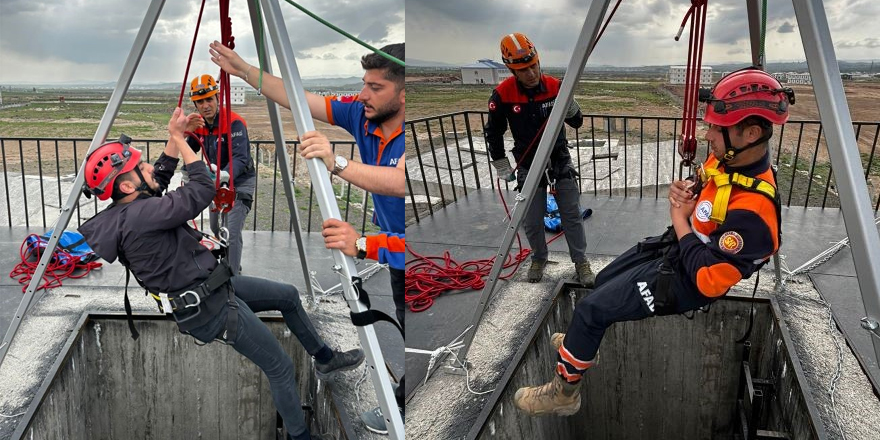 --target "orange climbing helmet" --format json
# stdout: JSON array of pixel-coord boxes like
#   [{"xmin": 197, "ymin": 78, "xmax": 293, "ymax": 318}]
[
  {"xmin": 190, "ymin": 74, "xmax": 219, "ymax": 101},
  {"xmin": 500, "ymin": 33, "xmax": 539, "ymax": 70},
  {"xmin": 702, "ymin": 67, "xmax": 795, "ymax": 127}
]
